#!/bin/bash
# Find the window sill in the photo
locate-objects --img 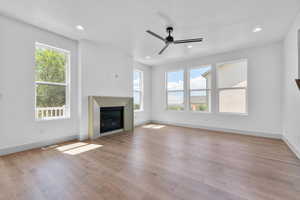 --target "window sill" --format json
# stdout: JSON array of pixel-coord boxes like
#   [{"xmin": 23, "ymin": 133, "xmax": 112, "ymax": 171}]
[
  {"xmin": 218, "ymin": 112, "xmax": 248, "ymax": 116},
  {"xmin": 35, "ymin": 117, "xmax": 71, "ymax": 122},
  {"xmin": 189, "ymin": 111, "xmax": 212, "ymax": 114},
  {"xmin": 166, "ymin": 109, "xmax": 186, "ymax": 112},
  {"xmin": 166, "ymin": 110, "xmax": 212, "ymax": 113}
]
